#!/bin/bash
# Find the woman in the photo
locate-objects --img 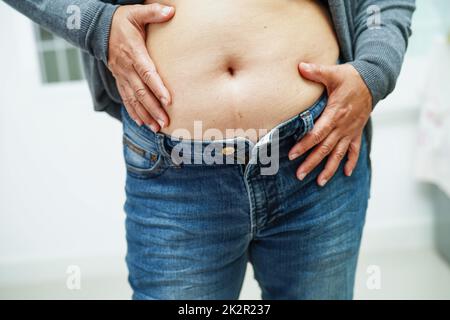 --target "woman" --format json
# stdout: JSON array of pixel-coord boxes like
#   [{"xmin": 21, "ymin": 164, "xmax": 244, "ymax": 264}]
[
  {"xmin": 121, "ymin": 0, "xmax": 380, "ymax": 300},
  {"xmin": 5, "ymin": 0, "xmax": 415, "ymax": 299}
]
